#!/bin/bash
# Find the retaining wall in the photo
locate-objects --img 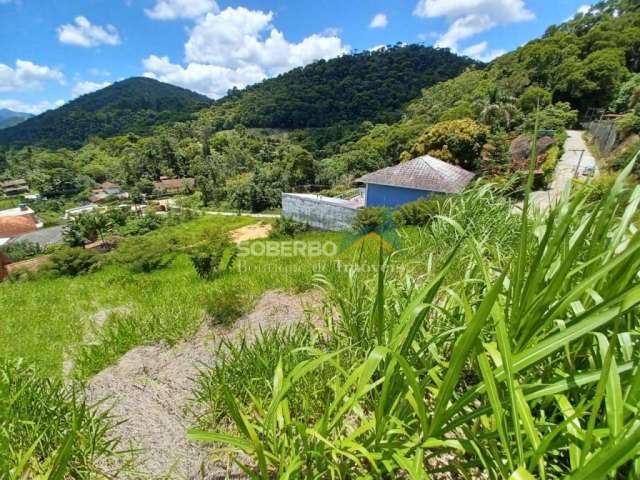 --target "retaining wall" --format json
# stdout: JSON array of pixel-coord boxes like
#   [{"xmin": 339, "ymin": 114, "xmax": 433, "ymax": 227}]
[
  {"xmin": 587, "ymin": 120, "xmax": 619, "ymax": 157},
  {"xmin": 282, "ymin": 193, "xmax": 359, "ymax": 231}
]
